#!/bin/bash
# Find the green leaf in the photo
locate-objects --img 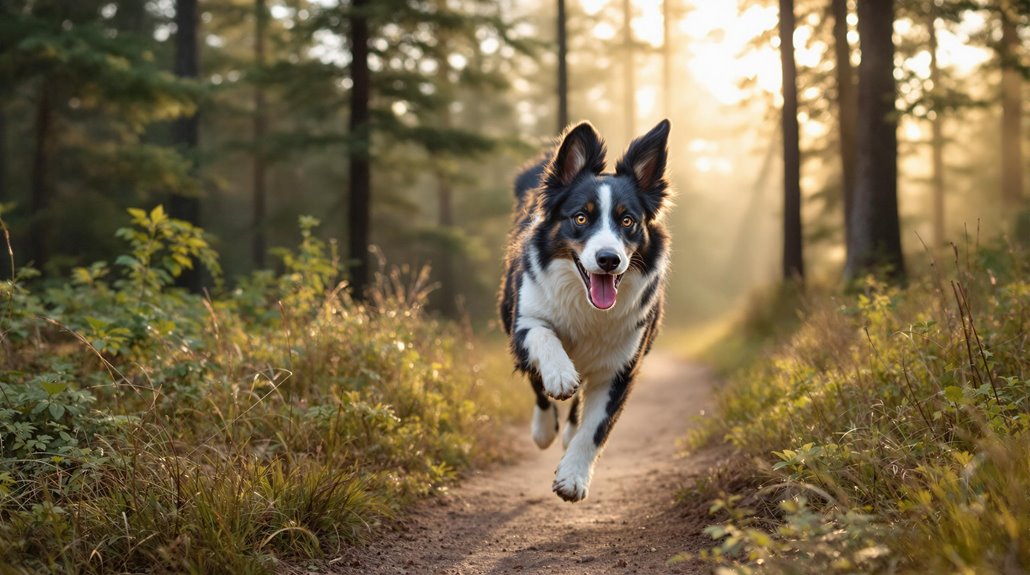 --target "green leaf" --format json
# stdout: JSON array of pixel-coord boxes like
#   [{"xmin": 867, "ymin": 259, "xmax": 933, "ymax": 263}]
[
  {"xmin": 40, "ymin": 381, "xmax": 68, "ymax": 396},
  {"xmin": 943, "ymin": 386, "xmax": 965, "ymax": 403},
  {"xmin": 49, "ymin": 403, "xmax": 65, "ymax": 420}
]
